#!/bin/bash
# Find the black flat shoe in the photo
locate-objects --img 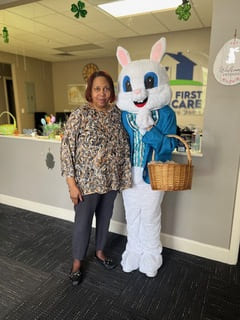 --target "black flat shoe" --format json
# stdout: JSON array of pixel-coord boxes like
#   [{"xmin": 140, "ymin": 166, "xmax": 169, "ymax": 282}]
[
  {"xmin": 95, "ymin": 255, "xmax": 117, "ymax": 270},
  {"xmin": 69, "ymin": 269, "xmax": 82, "ymax": 286}
]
